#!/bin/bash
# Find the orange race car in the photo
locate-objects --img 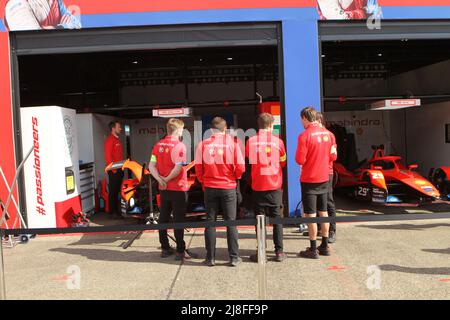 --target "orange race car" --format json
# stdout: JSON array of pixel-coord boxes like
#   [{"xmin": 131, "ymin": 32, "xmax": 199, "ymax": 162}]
[
  {"xmin": 105, "ymin": 159, "xmax": 205, "ymax": 220},
  {"xmin": 430, "ymin": 166, "xmax": 450, "ymax": 201},
  {"xmin": 334, "ymin": 145, "xmax": 441, "ymax": 205}
]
